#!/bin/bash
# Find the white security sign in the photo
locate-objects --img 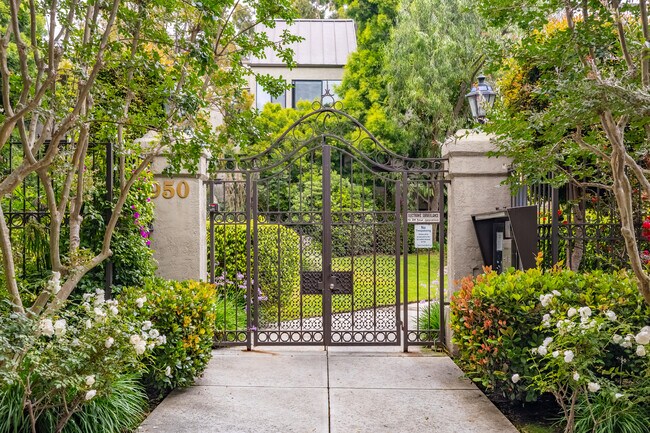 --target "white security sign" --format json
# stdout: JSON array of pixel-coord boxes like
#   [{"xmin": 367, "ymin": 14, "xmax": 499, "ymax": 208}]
[
  {"xmin": 407, "ymin": 212, "xmax": 441, "ymax": 223},
  {"xmin": 414, "ymin": 224, "xmax": 433, "ymax": 249}
]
